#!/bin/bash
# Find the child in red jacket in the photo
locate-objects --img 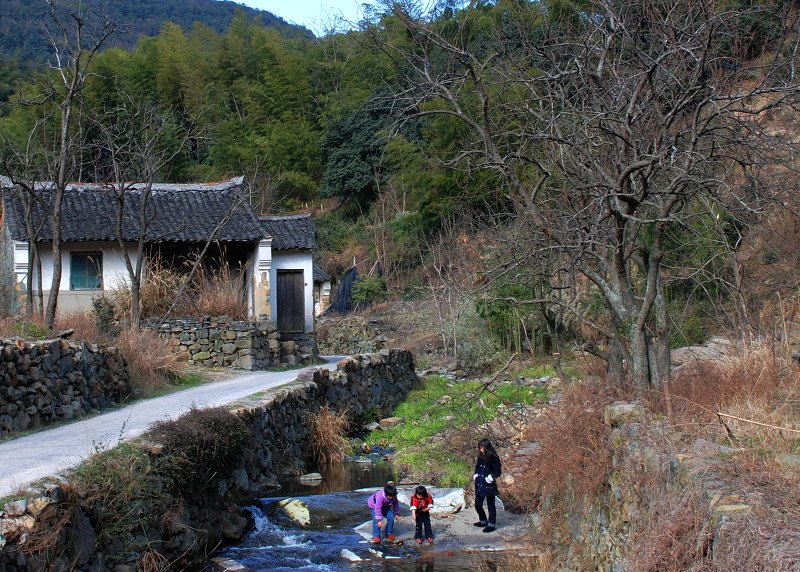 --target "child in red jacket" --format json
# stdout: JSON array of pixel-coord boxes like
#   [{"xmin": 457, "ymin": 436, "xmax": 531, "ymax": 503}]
[{"xmin": 411, "ymin": 485, "xmax": 434, "ymax": 544}]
